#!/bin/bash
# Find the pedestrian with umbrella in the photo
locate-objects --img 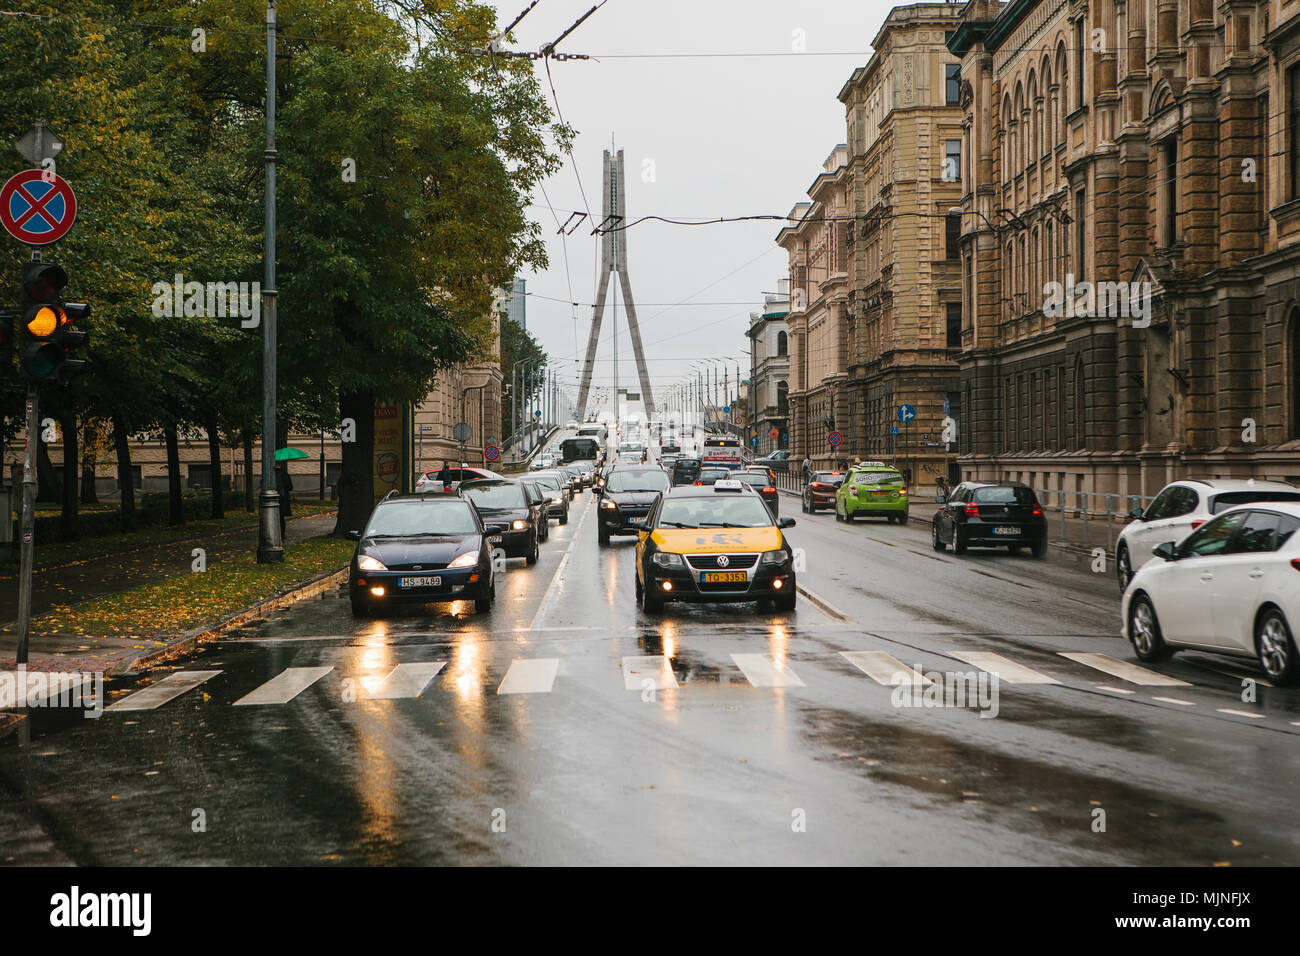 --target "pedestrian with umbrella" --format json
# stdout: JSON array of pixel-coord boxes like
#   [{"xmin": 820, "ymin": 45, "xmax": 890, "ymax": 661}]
[{"xmin": 274, "ymin": 448, "xmax": 308, "ymax": 539}]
